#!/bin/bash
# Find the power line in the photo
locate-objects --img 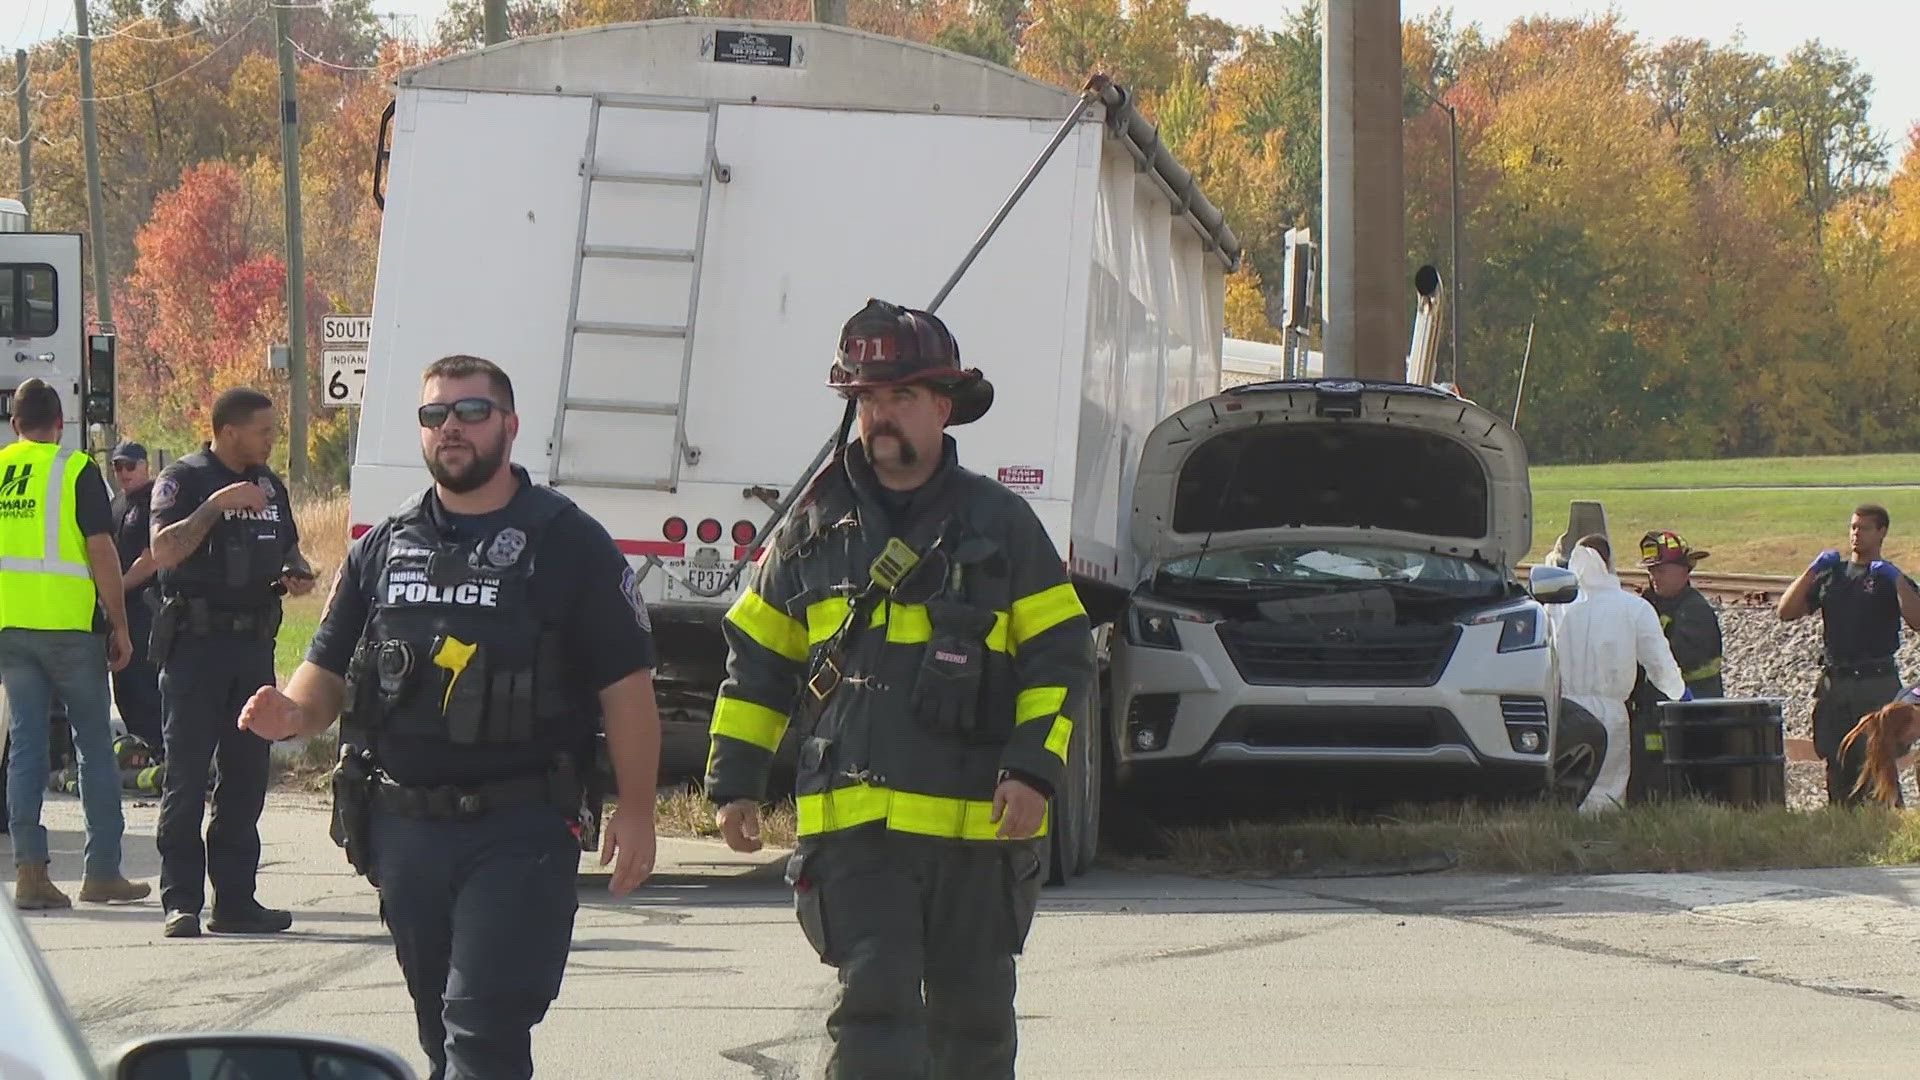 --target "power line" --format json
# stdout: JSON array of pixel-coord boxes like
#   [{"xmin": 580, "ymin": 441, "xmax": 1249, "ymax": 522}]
[
  {"xmin": 79, "ymin": 20, "xmax": 209, "ymax": 45},
  {"xmin": 69, "ymin": 12, "xmax": 265, "ymax": 103},
  {"xmin": 286, "ymin": 36, "xmax": 380, "ymax": 71}
]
